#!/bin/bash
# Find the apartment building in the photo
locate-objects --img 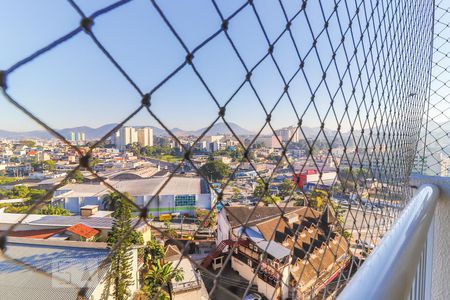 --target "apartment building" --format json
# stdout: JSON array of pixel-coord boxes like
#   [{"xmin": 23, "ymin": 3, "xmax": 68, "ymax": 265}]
[{"xmin": 114, "ymin": 126, "xmax": 154, "ymax": 149}]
